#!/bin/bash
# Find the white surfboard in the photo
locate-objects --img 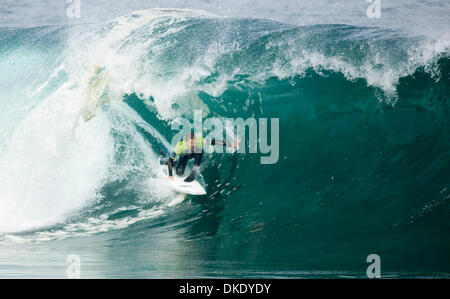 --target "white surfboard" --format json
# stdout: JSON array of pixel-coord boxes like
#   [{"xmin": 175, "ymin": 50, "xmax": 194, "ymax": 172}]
[
  {"xmin": 168, "ymin": 175, "xmax": 206, "ymax": 195},
  {"xmin": 158, "ymin": 159, "xmax": 206, "ymax": 195},
  {"xmin": 82, "ymin": 65, "xmax": 110, "ymax": 121}
]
